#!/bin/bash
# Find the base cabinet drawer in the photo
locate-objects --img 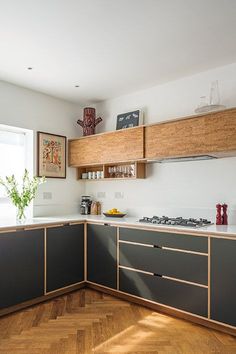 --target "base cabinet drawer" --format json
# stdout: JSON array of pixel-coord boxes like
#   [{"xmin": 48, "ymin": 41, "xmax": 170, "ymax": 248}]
[
  {"xmin": 119, "ymin": 227, "xmax": 208, "ymax": 253},
  {"xmin": 119, "ymin": 268, "xmax": 208, "ymax": 317},
  {"xmin": 211, "ymin": 238, "xmax": 236, "ymax": 326},
  {"xmin": 120, "ymin": 242, "xmax": 208, "ymax": 285}
]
